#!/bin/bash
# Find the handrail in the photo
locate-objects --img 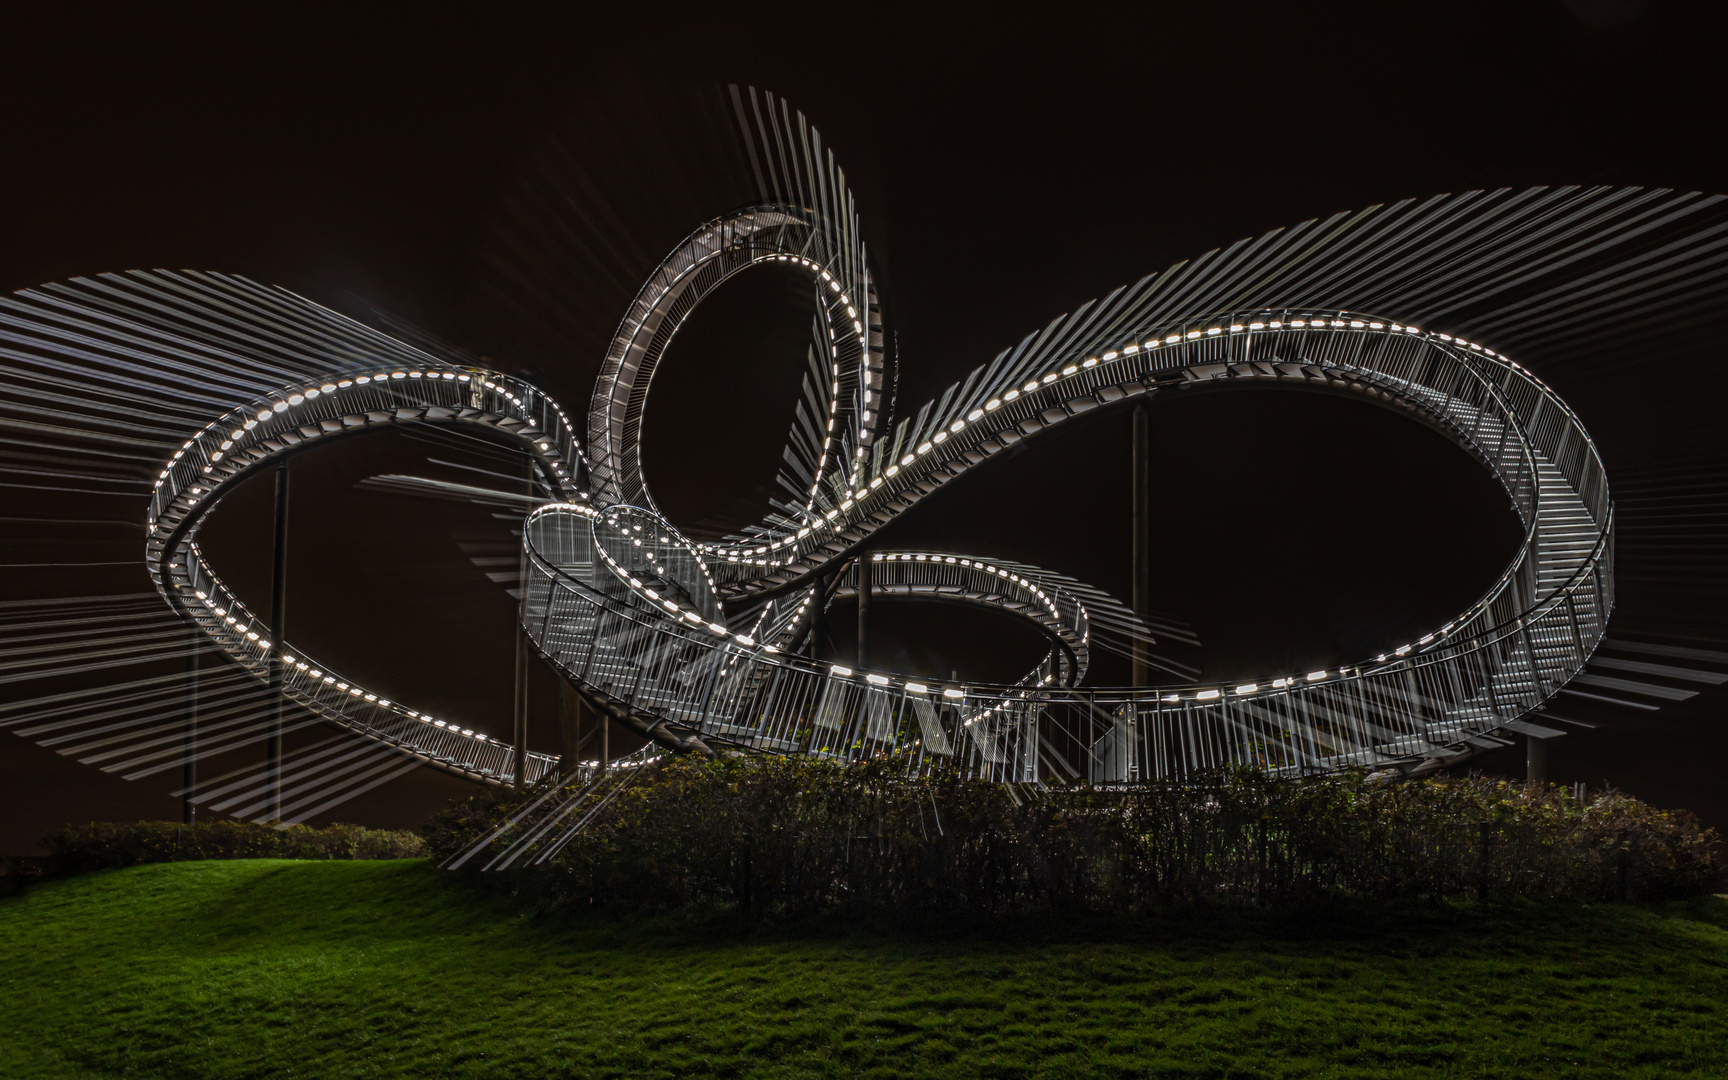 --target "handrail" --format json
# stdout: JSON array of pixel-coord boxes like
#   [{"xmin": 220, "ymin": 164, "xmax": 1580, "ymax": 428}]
[{"xmin": 518, "ymin": 311, "xmax": 1610, "ymax": 783}]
